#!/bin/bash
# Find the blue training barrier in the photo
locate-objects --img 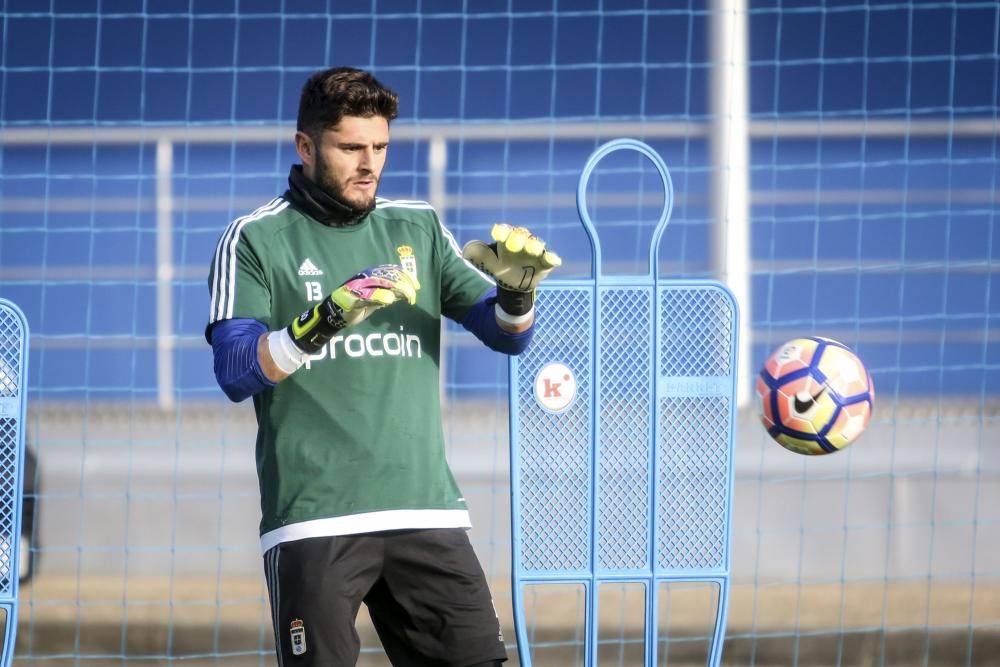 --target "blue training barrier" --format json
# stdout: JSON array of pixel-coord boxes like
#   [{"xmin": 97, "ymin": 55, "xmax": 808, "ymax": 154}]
[
  {"xmin": 509, "ymin": 139, "xmax": 738, "ymax": 666},
  {"xmin": 0, "ymin": 299, "xmax": 28, "ymax": 665}
]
